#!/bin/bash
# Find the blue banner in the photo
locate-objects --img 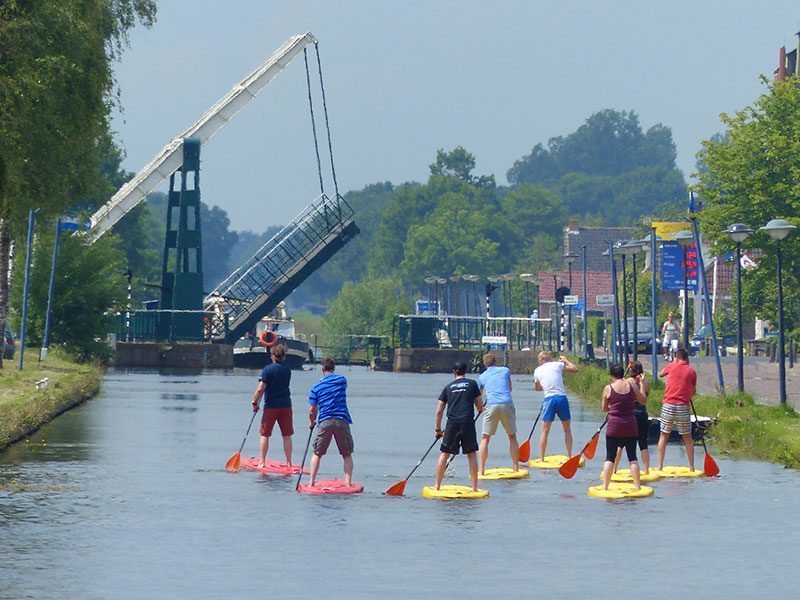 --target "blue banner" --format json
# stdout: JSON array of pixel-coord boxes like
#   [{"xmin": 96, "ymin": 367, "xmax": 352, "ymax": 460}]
[{"xmin": 661, "ymin": 241, "xmax": 698, "ymax": 291}]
